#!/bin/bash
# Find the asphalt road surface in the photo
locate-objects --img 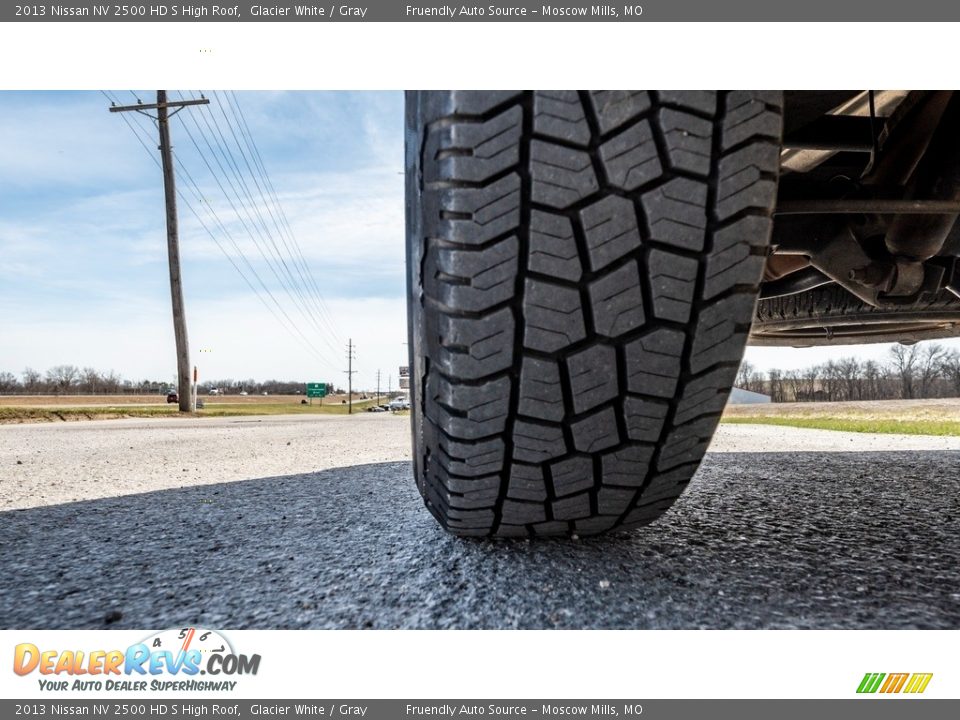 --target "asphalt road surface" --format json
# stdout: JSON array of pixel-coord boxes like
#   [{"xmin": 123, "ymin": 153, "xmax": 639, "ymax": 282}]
[{"xmin": 1, "ymin": 416, "xmax": 958, "ymax": 629}]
